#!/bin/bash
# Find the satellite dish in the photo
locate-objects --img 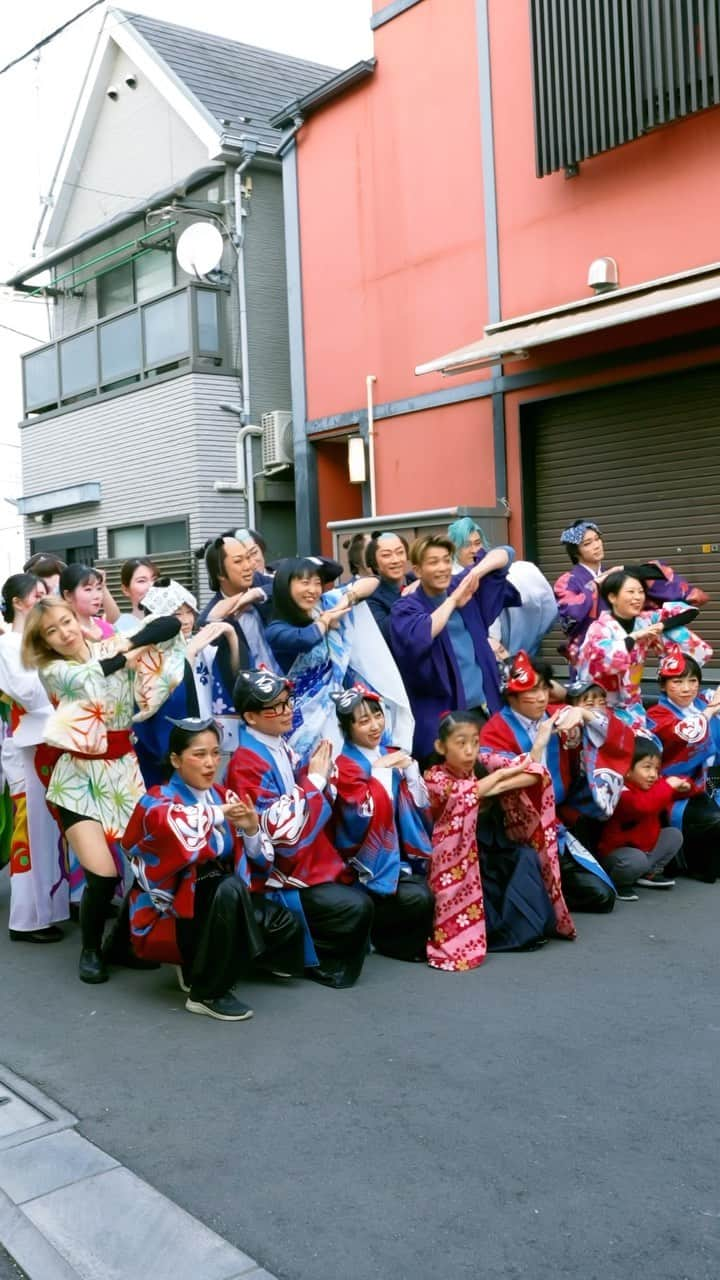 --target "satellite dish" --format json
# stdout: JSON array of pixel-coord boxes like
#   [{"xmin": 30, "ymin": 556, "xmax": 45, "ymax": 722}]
[{"xmin": 176, "ymin": 222, "xmax": 224, "ymax": 278}]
